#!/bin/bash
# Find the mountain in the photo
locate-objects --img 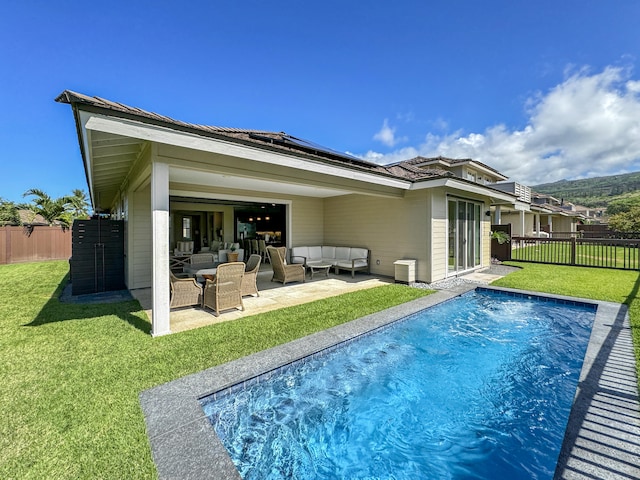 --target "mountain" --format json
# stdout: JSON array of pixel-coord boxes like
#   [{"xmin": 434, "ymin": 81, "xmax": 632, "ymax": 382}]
[{"xmin": 532, "ymin": 171, "xmax": 640, "ymax": 208}]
